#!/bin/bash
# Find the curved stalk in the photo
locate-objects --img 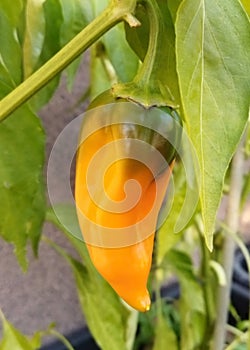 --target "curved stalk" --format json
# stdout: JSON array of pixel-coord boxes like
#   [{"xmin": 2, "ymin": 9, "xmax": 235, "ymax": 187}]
[
  {"xmin": 48, "ymin": 329, "xmax": 75, "ymax": 350},
  {"xmin": 133, "ymin": 0, "xmax": 162, "ymax": 87},
  {"xmin": 0, "ymin": 0, "xmax": 138, "ymax": 122},
  {"xmin": 113, "ymin": 0, "xmax": 172, "ymax": 107}
]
